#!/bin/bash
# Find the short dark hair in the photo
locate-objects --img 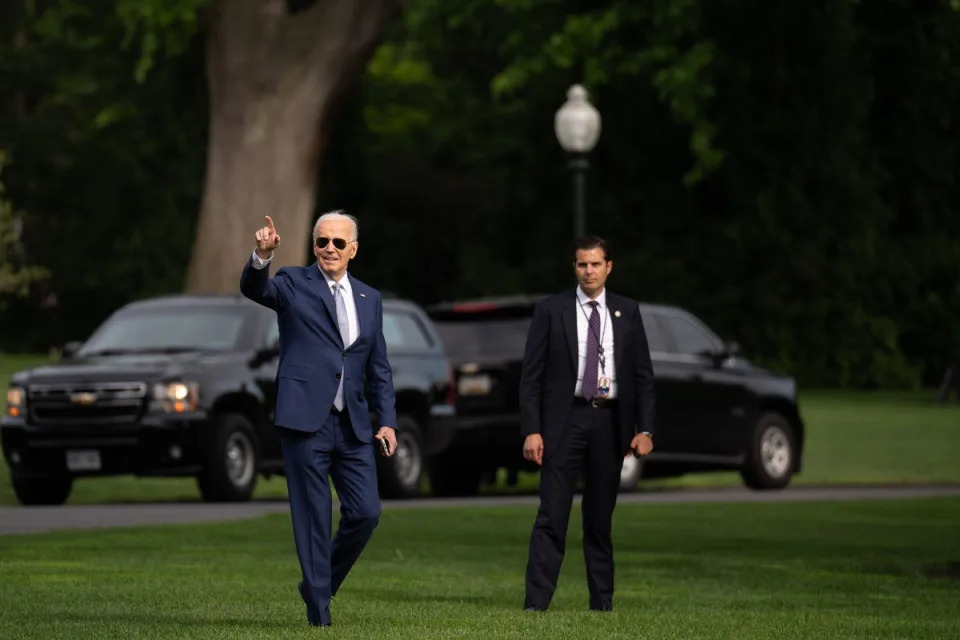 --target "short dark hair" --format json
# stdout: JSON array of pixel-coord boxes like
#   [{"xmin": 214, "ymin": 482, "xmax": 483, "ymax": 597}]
[{"xmin": 573, "ymin": 235, "xmax": 610, "ymax": 261}]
